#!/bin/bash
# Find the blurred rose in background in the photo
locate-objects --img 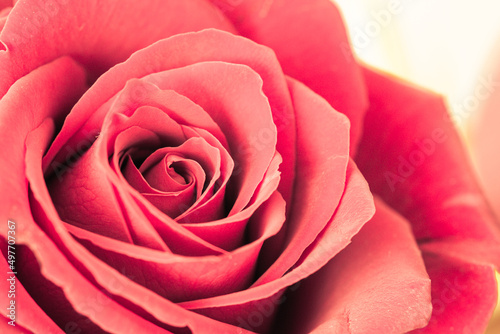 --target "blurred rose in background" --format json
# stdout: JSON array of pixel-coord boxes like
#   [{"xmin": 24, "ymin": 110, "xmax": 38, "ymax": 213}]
[{"xmin": 334, "ymin": 0, "xmax": 500, "ymax": 331}]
